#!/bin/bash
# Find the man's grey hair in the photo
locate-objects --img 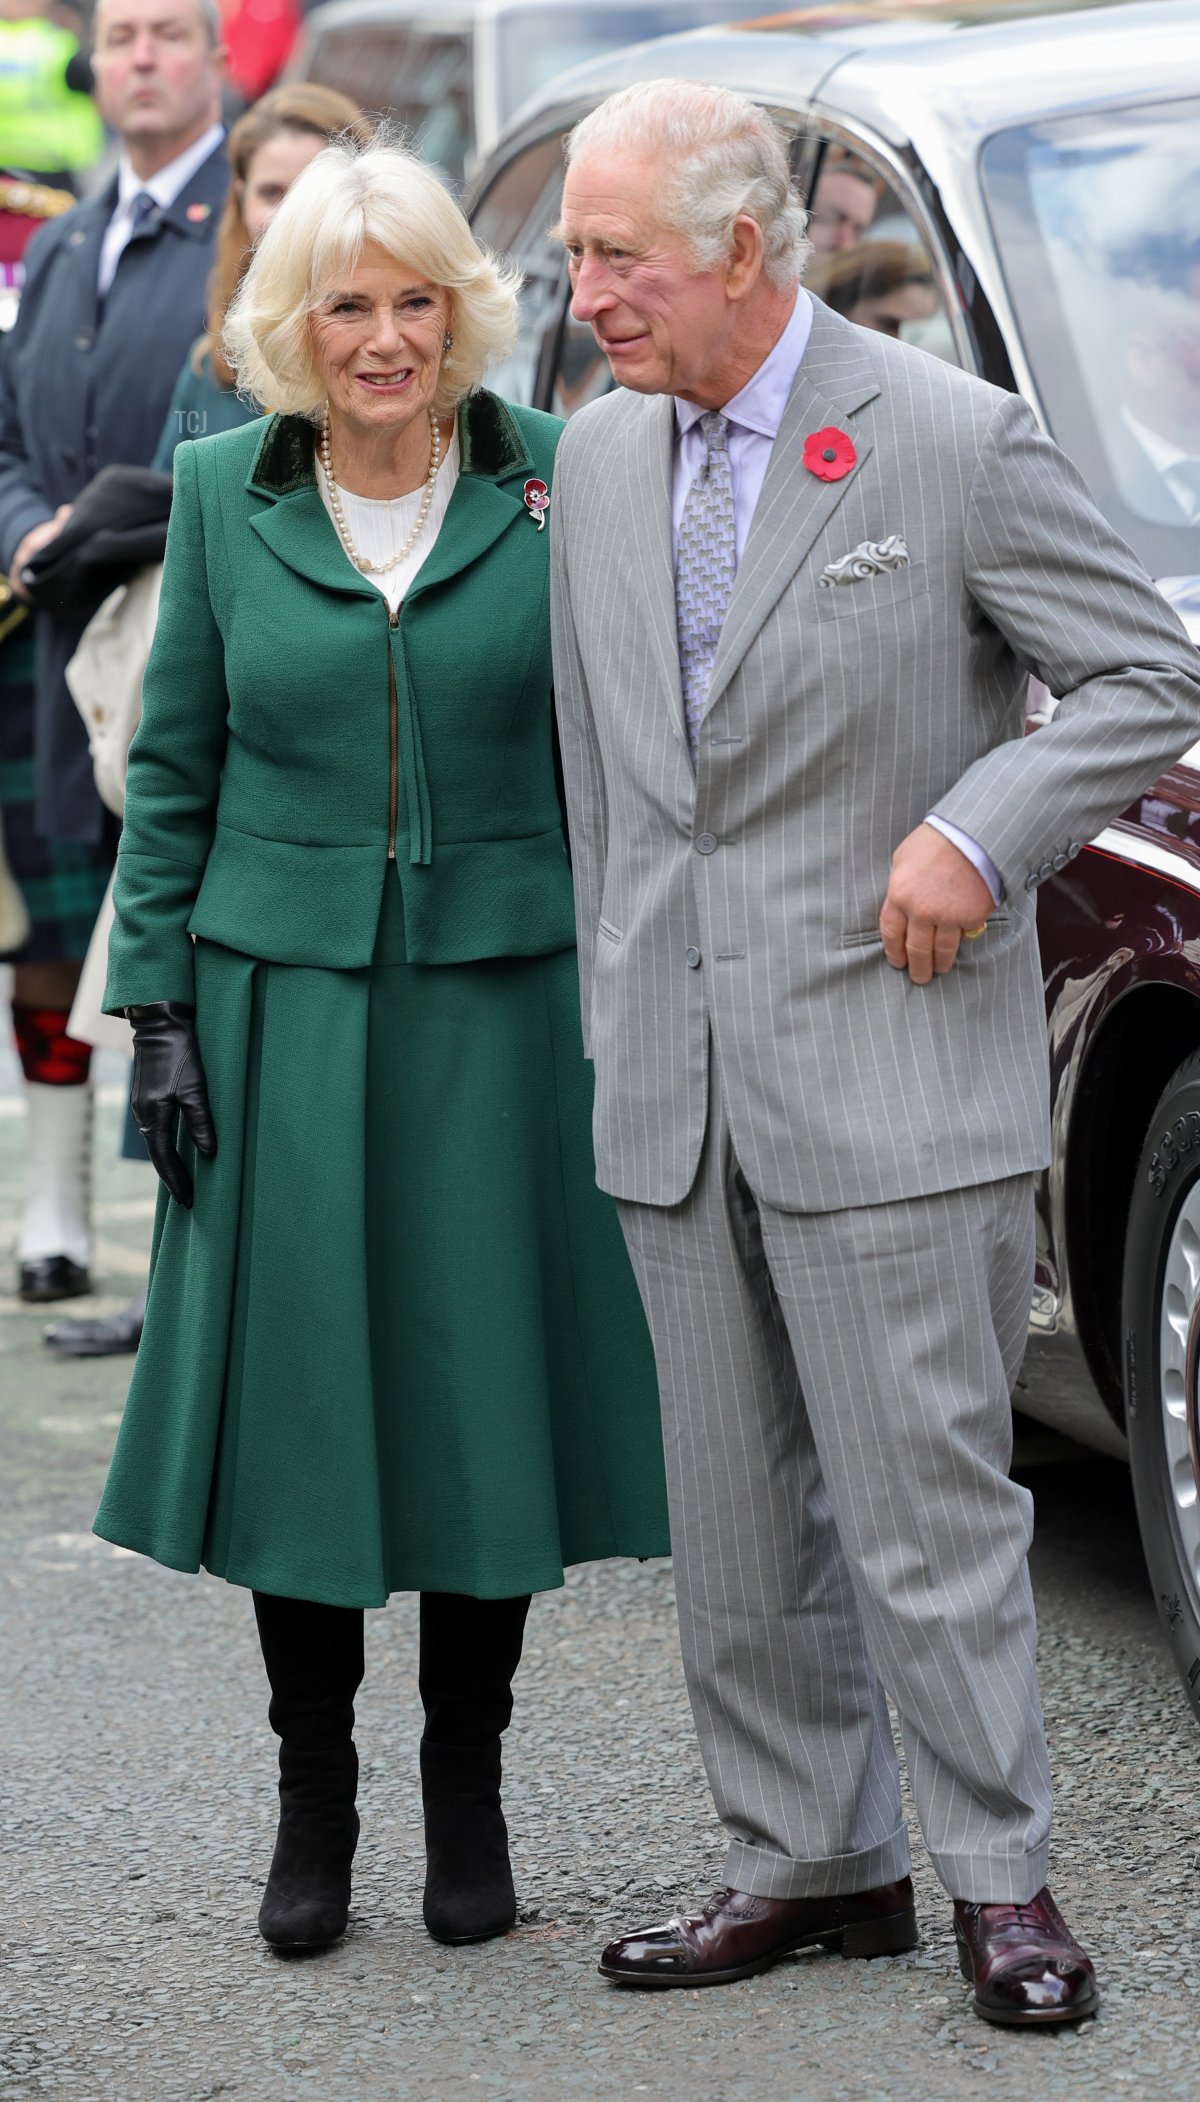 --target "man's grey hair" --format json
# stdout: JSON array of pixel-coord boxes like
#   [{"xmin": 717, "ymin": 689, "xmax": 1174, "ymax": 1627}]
[
  {"xmin": 94, "ymin": 0, "xmax": 224, "ymax": 42},
  {"xmin": 565, "ymin": 79, "xmax": 809, "ymax": 291}
]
